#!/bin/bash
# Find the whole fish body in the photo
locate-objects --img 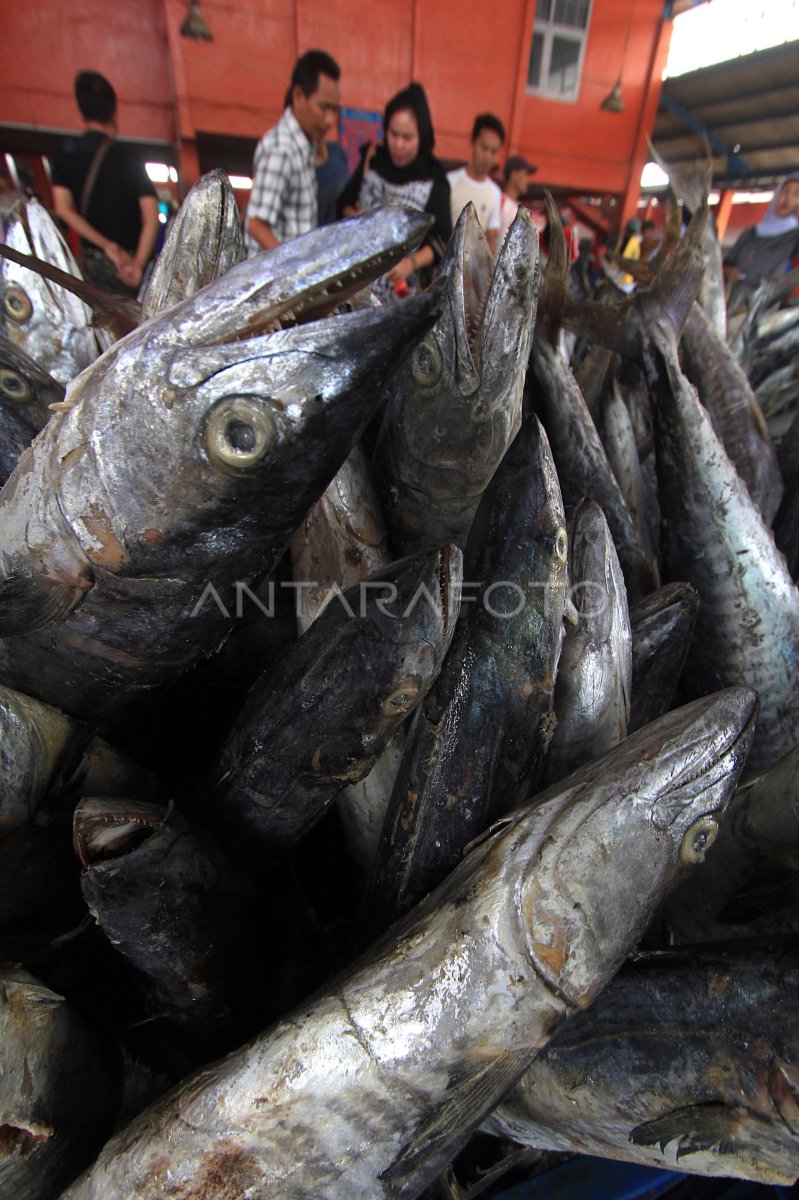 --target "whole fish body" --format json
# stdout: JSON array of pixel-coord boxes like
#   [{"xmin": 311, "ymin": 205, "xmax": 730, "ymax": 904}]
[
  {"xmin": 643, "ymin": 308, "xmax": 799, "ymax": 774},
  {"xmin": 374, "ymin": 203, "xmax": 539, "ymax": 554},
  {"xmin": 0, "ymin": 964, "xmax": 116, "ymax": 1200},
  {"xmin": 0, "ymin": 215, "xmax": 441, "ymax": 725},
  {"xmin": 485, "ymin": 941, "xmax": 799, "ymax": 1186},
  {"xmin": 1, "ymin": 198, "xmax": 103, "ymax": 383},
  {"xmin": 203, "ymin": 545, "xmax": 462, "ymax": 850},
  {"xmin": 546, "ymin": 498, "xmax": 631, "ymax": 783},
  {"xmin": 62, "ymin": 686, "xmax": 756, "ymax": 1200},
  {"xmin": 366, "ymin": 414, "xmax": 568, "ymax": 929}
]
